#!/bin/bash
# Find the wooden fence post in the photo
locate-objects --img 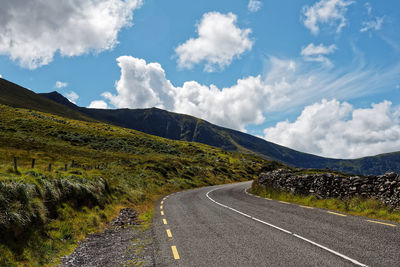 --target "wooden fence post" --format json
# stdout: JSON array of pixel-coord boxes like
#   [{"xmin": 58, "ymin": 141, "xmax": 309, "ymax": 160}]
[
  {"xmin": 31, "ymin": 159, "xmax": 35, "ymax": 169},
  {"xmin": 71, "ymin": 160, "xmax": 75, "ymax": 168},
  {"xmin": 14, "ymin": 157, "xmax": 18, "ymax": 172},
  {"xmin": 65, "ymin": 164, "xmax": 68, "ymax": 171},
  {"xmin": 48, "ymin": 163, "xmax": 52, "ymax": 172}
]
